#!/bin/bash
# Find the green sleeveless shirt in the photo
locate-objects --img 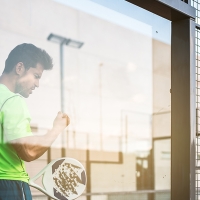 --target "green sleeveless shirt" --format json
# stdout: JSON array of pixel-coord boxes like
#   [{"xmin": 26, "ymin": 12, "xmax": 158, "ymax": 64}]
[{"xmin": 0, "ymin": 84, "xmax": 32, "ymax": 183}]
